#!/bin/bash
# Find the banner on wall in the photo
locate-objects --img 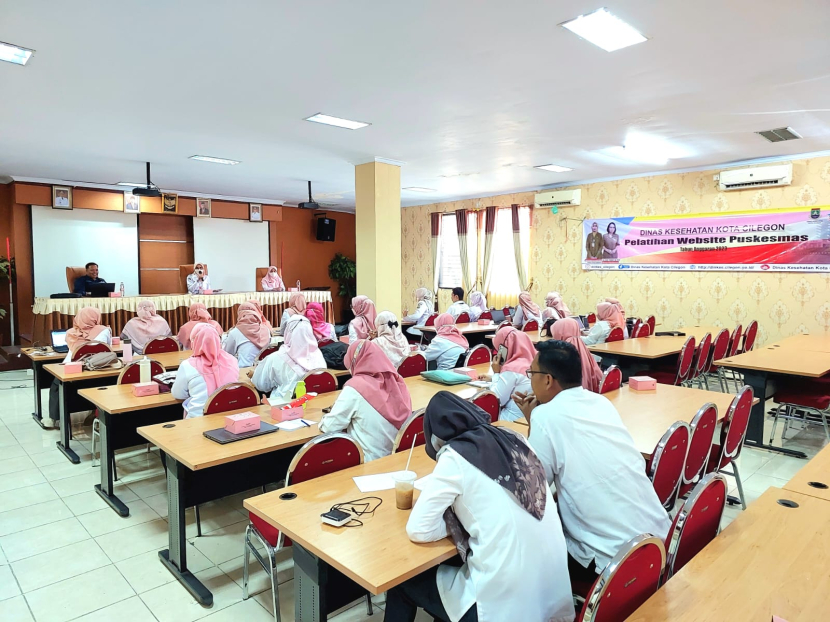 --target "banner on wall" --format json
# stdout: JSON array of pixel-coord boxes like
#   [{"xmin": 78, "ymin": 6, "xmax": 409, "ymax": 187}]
[{"xmin": 581, "ymin": 206, "xmax": 830, "ymax": 272}]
